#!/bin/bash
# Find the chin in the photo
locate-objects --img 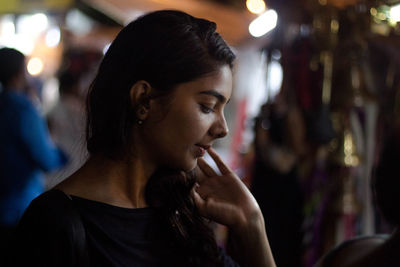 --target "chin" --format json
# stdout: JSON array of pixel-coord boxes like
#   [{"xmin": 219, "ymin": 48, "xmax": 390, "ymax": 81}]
[
  {"xmin": 181, "ymin": 159, "xmax": 198, "ymax": 172},
  {"xmin": 166, "ymin": 151, "xmax": 199, "ymax": 172}
]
